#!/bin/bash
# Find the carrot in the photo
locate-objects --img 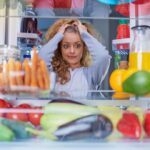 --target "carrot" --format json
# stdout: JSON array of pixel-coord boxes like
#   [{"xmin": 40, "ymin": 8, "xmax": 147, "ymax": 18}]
[
  {"xmin": 8, "ymin": 58, "xmax": 16, "ymax": 88},
  {"xmin": 2, "ymin": 61, "xmax": 9, "ymax": 87},
  {"xmin": 31, "ymin": 47, "xmax": 38, "ymax": 70},
  {"xmin": 0, "ymin": 73, "xmax": 4, "ymax": 88},
  {"xmin": 23, "ymin": 59, "xmax": 31, "ymax": 86},
  {"xmin": 37, "ymin": 67, "xmax": 44, "ymax": 89},
  {"xmin": 39, "ymin": 59, "xmax": 50, "ymax": 90},
  {"xmin": 15, "ymin": 61, "xmax": 24, "ymax": 86},
  {"xmin": 30, "ymin": 48, "xmax": 39, "ymax": 88}
]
